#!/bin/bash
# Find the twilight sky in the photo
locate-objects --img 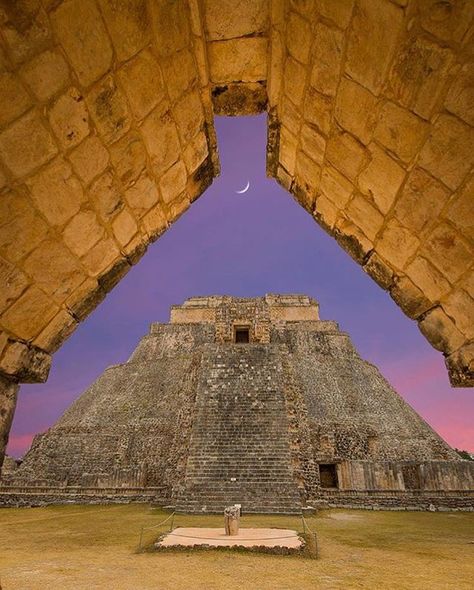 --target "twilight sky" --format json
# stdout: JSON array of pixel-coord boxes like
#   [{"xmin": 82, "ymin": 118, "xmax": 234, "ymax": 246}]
[{"xmin": 8, "ymin": 115, "xmax": 473, "ymax": 457}]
